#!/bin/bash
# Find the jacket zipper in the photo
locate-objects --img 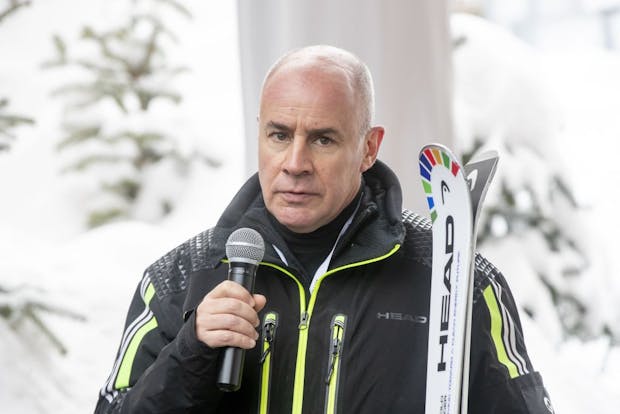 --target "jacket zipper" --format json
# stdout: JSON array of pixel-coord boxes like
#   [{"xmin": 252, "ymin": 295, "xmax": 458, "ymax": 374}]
[
  {"xmin": 258, "ymin": 312, "xmax": 278, "ymax": 414},
  {"xmin": 259, "ymin": 262, "xmax": 308, "ymax": 414},
  {"xmin": 260, "ymin": 243, "xmax": 401, "ymax": 414},
  {"xmin": 325, "ymin": 314, "xmax": 347, "ymax": 414}
]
